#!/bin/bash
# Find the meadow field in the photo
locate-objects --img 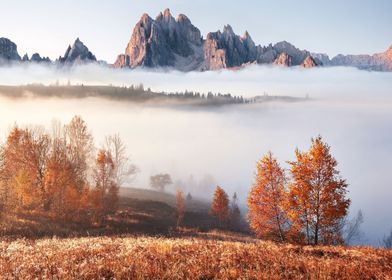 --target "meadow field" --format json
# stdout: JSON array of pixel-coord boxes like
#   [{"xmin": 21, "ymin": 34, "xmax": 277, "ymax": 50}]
[{"xmin": 1, "ymin": 233, "xmax": 391, "ymax": 279}]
